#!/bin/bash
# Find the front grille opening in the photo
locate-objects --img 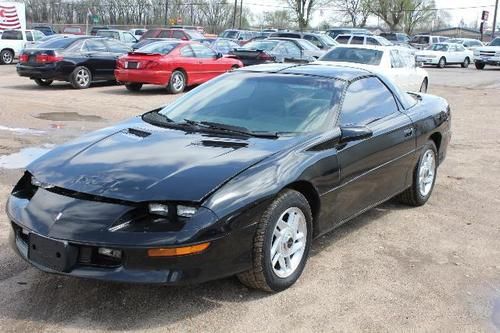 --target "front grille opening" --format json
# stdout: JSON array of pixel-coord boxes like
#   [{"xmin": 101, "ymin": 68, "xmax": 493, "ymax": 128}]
[{"xmin": 78, "ymin": 246, "xmax": 122, "ymax": 268}]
